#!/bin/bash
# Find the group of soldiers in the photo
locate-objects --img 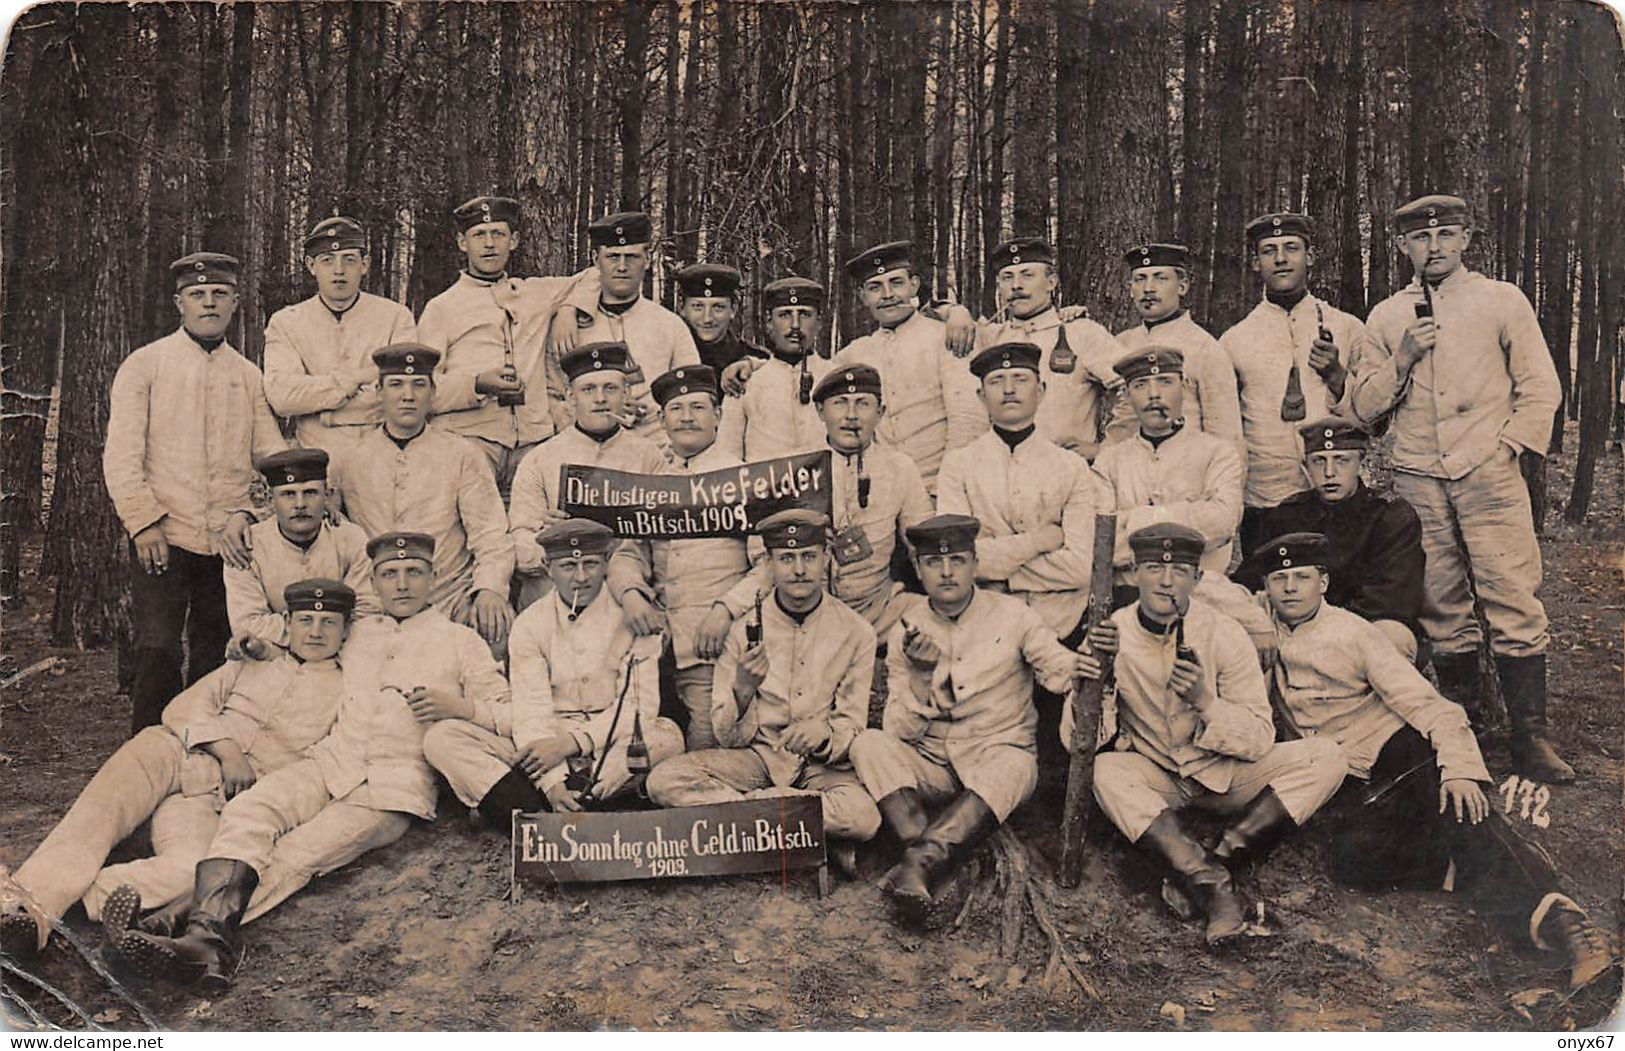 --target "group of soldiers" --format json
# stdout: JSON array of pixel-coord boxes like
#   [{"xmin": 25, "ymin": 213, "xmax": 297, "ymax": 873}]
[{"xmin": 0, "ymin": 191, "xmax": 1613, "ymax": 1000}]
